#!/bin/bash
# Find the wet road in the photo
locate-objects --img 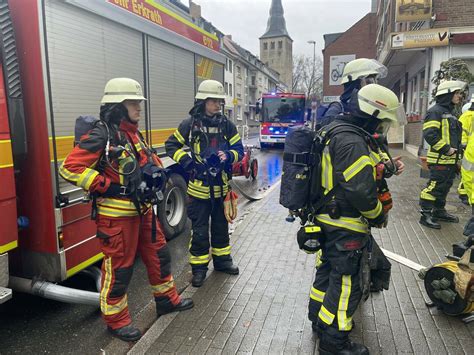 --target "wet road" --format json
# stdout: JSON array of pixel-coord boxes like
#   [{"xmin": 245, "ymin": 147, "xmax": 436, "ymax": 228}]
[{"xmin": 0, "ymin": 136, "xmax": 284, "ymax": 354}]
